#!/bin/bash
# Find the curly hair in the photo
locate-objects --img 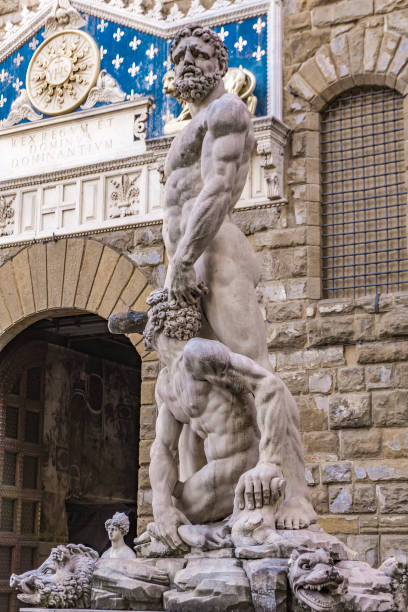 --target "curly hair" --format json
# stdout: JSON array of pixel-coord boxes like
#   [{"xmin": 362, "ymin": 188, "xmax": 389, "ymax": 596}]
[
  {"xmin": 144, "ymin": 289, "xmax": 201, "ymax": 349},
  {"xmin": 170, "ymin": 25, "xmax": 228, "ymax": 77},
  {"xmin": 105, "ymin": 512, "xmax": 130, "ymax": 536}
]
